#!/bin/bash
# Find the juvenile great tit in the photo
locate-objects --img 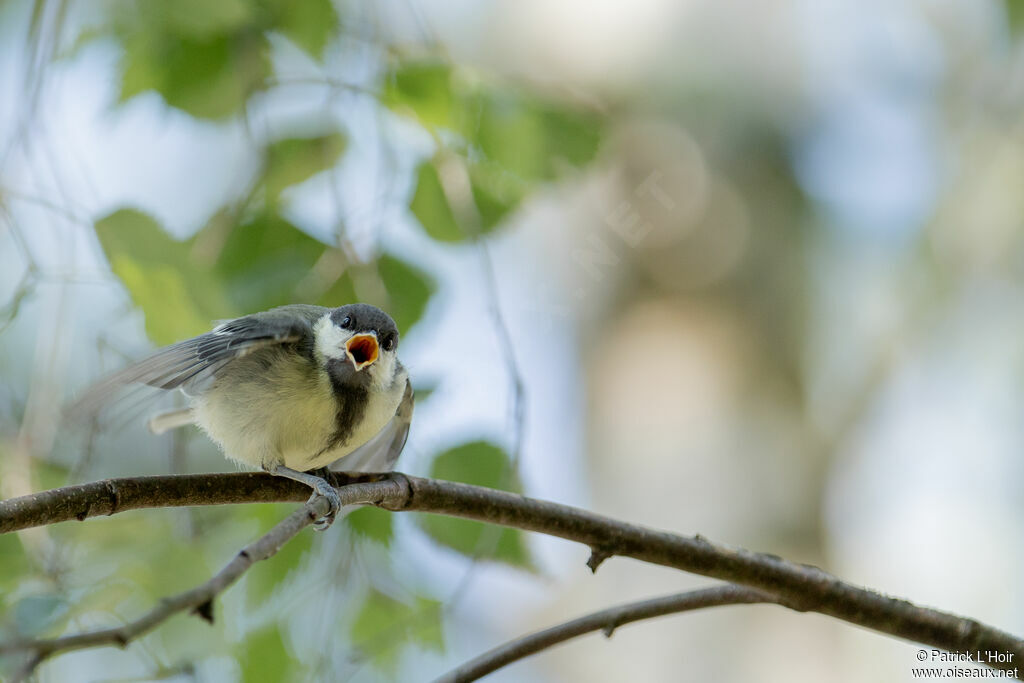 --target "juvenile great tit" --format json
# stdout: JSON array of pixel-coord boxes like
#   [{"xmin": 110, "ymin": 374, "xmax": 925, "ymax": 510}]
[{"xmin": 73, "ymin": 303, "xmax": 413, "ymax": 529}]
